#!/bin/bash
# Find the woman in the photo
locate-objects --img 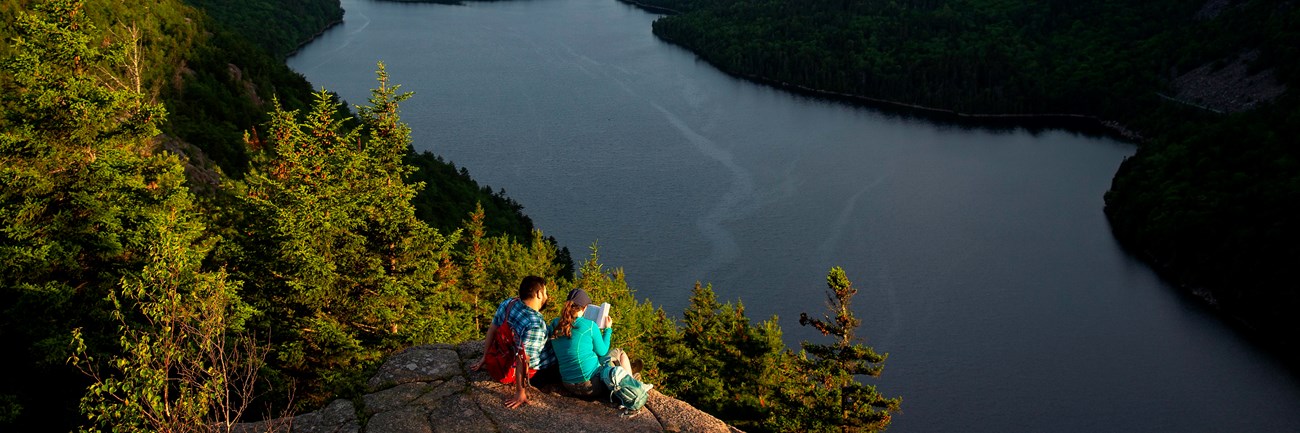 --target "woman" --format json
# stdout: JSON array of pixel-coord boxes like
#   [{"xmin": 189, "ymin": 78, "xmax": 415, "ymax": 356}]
[{"xmin": 549, "ymin": 288, "xmax": 637, "ymax": 397}]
